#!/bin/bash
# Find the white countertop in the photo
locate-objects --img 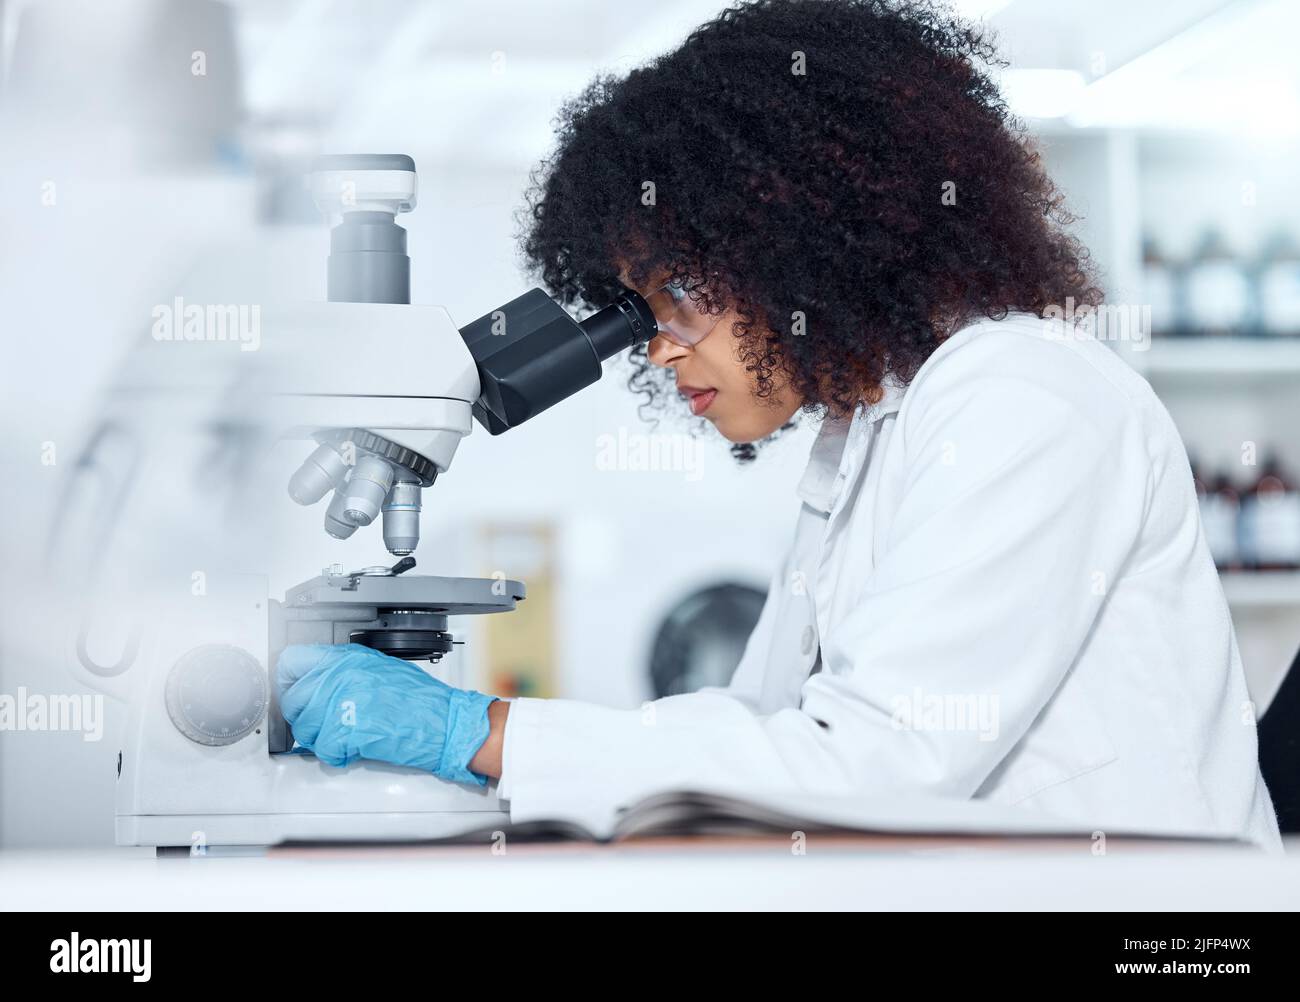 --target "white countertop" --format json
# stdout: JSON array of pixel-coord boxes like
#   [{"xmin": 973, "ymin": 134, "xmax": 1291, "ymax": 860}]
[{"xmin": 2, "ymin": 838, "xmax": 1299, "ymax": 910}]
